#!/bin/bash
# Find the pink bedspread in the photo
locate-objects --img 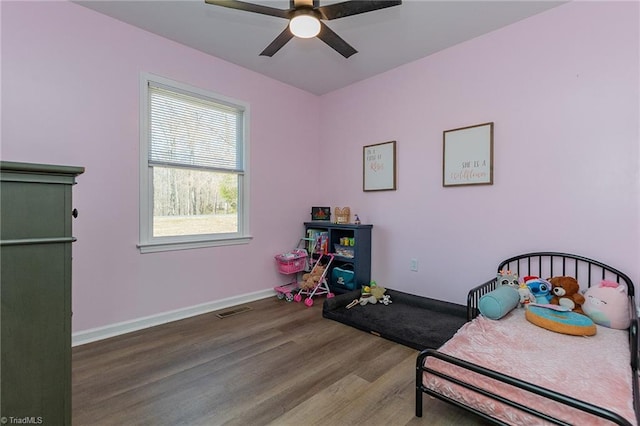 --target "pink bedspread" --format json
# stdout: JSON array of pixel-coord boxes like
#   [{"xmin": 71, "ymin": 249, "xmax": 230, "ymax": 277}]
[{"xmin": 423, "ymin": 308, "xmax": 637, "ymax": 425}]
